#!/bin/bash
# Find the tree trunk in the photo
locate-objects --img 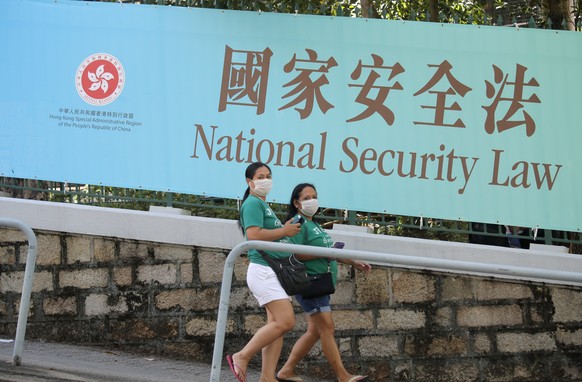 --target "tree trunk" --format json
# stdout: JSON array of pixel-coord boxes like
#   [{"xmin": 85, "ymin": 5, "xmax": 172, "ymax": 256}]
[
  {"xmin": 544, "ymin": 0, "xmax": 574, "ymax": 30},
  {"xmin": 429, "ymin": 0, "xmax": 439, "ymax": 22},
  {"xmin": 360, "ymin": 0, "xmax": 380, "ymax": 18}
]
